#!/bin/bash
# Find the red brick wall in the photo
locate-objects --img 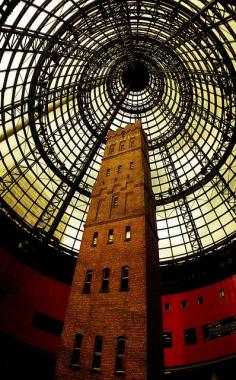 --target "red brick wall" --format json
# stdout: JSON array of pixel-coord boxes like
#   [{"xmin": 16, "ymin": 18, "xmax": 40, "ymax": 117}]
[{"xmin": 55, "ymin": 121, "xmax": 163, "ymax": 380}]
